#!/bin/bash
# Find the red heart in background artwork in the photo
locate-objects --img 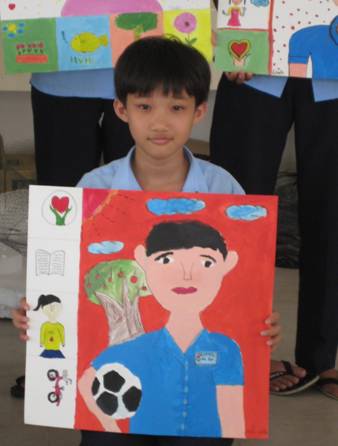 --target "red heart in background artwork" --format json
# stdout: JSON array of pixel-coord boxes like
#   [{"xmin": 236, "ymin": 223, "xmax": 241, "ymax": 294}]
[
  {"xmin": 51, "ymin": 196, "xmax": 69, "ymax": 213},
  {"xmin": 8, "ymin": 3, "xmax": 16, "ymax": 10},
  {"xmin": 229, "ymin": 40, "xmax": 250, "ymax": 60}
]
